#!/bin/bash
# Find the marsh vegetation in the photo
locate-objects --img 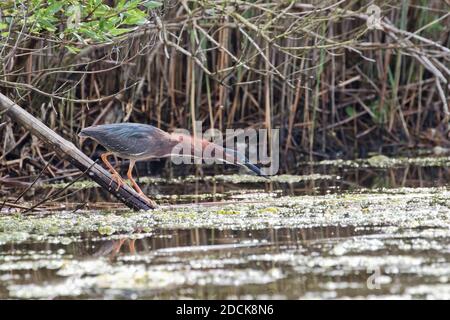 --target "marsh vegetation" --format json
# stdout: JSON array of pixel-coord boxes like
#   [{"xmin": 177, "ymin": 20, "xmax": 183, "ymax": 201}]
[{"xmin": 0, "ymin": 1, "xmax": 450, "ymax": 300}]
